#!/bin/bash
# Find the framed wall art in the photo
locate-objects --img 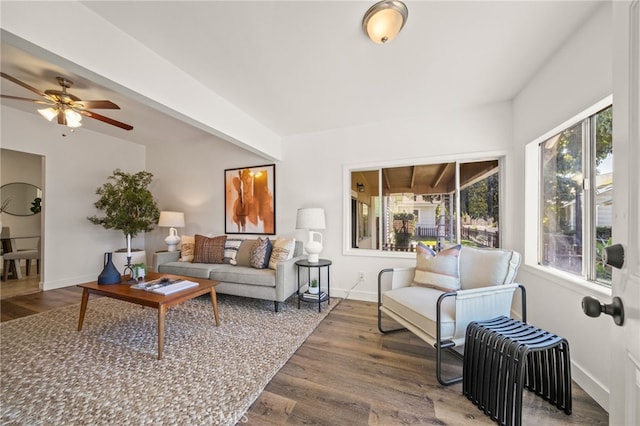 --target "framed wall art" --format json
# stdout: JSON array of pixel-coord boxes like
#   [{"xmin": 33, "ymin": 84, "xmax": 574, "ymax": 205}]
[{"xmin": 224, "ymin": 164, "xmax": 276, "ymax": 235}]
